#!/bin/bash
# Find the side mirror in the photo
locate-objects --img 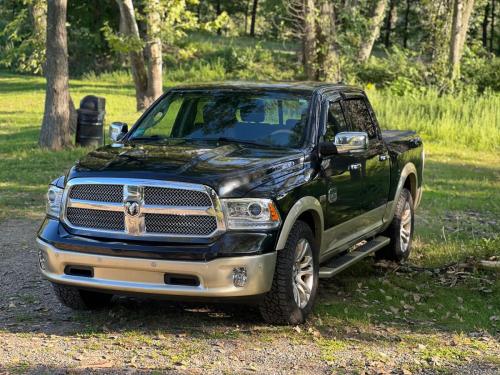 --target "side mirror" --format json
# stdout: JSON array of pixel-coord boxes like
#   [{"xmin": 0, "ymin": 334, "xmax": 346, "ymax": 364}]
[
  {"xmin": 109, "ymin": 122, "xmax": 128, "ymax": 142},
  {"xmin": 334, "ymin": 131, "xmax": 368, "ymax": 154}
]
